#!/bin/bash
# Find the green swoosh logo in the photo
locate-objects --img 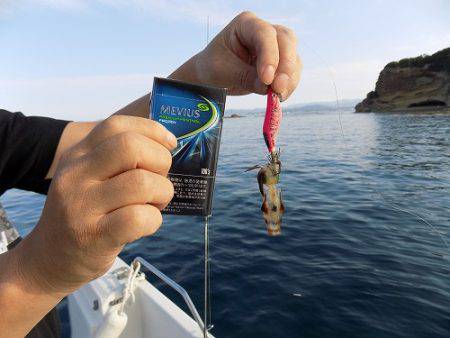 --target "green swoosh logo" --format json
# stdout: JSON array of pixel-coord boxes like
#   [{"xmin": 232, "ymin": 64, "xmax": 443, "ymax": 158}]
[{"xmin": 178, "ymin": 96, "xmax": 219, "ymax": 140}]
